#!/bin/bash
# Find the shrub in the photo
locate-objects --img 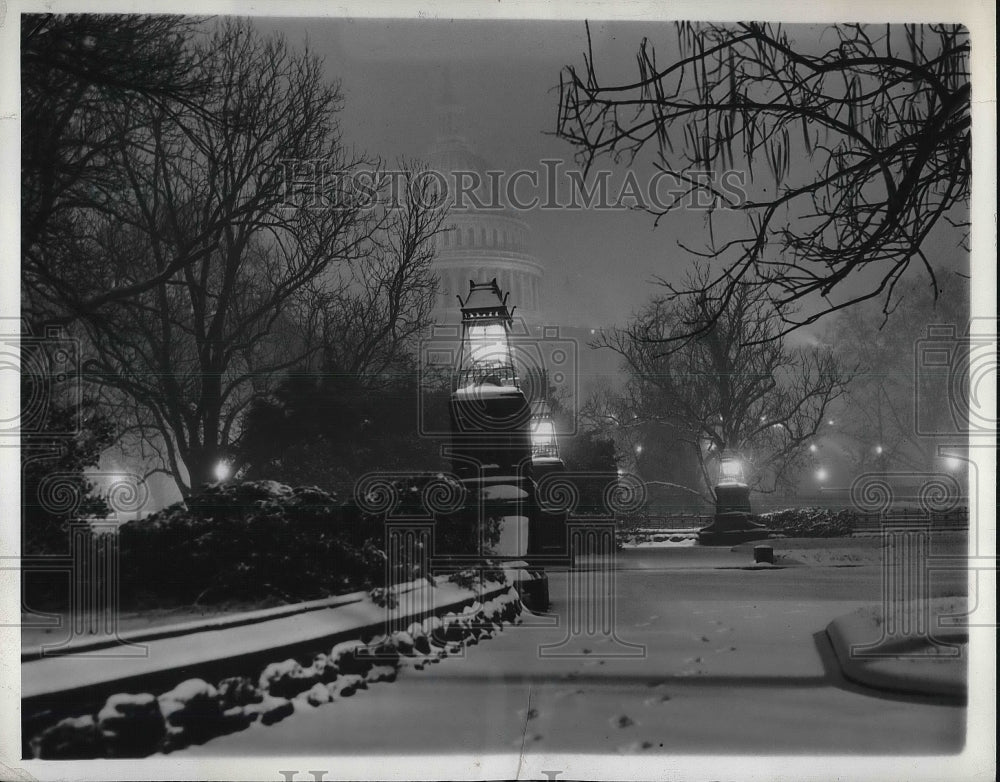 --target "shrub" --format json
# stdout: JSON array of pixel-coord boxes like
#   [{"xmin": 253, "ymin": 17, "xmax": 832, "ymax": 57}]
[
  {"xmin": 118, "ymin": 481, "xmax": 387, "ymax": 606},
  {"xmin": 117, "ymin": 475, "xmax": 505, "ymax": 608},
  {"xmin": 758, "ymin": 507, "xmax": 859, "ymax": 537}
]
